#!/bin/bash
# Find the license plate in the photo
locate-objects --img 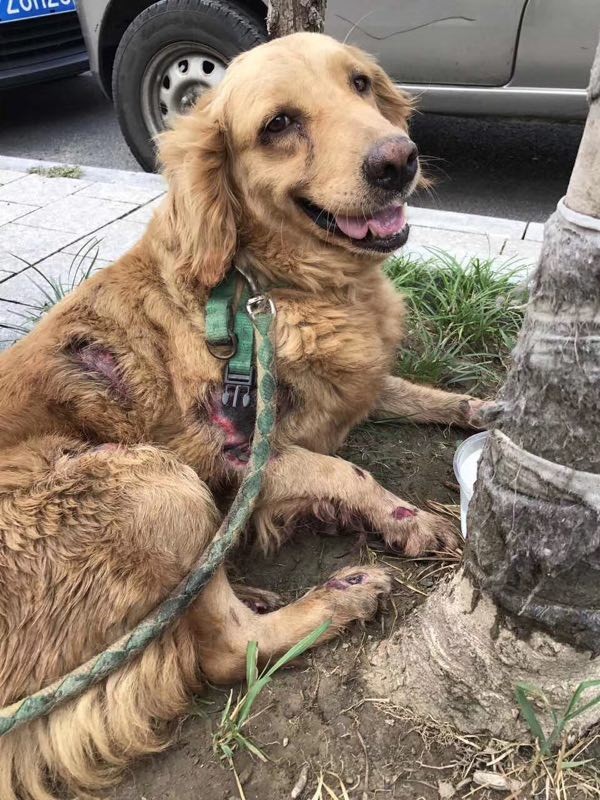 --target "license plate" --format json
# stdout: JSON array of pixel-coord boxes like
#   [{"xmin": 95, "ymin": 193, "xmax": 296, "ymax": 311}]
[{"xmin": 0, "ymin": 0, "xmax": 77, "ymax": 24}]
